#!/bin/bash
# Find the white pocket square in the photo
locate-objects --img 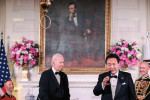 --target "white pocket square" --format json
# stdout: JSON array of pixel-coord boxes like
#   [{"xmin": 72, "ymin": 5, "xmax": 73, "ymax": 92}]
[{"xmin": 122, "ymin": 82, "xmax": 126, "ymax": 85}]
